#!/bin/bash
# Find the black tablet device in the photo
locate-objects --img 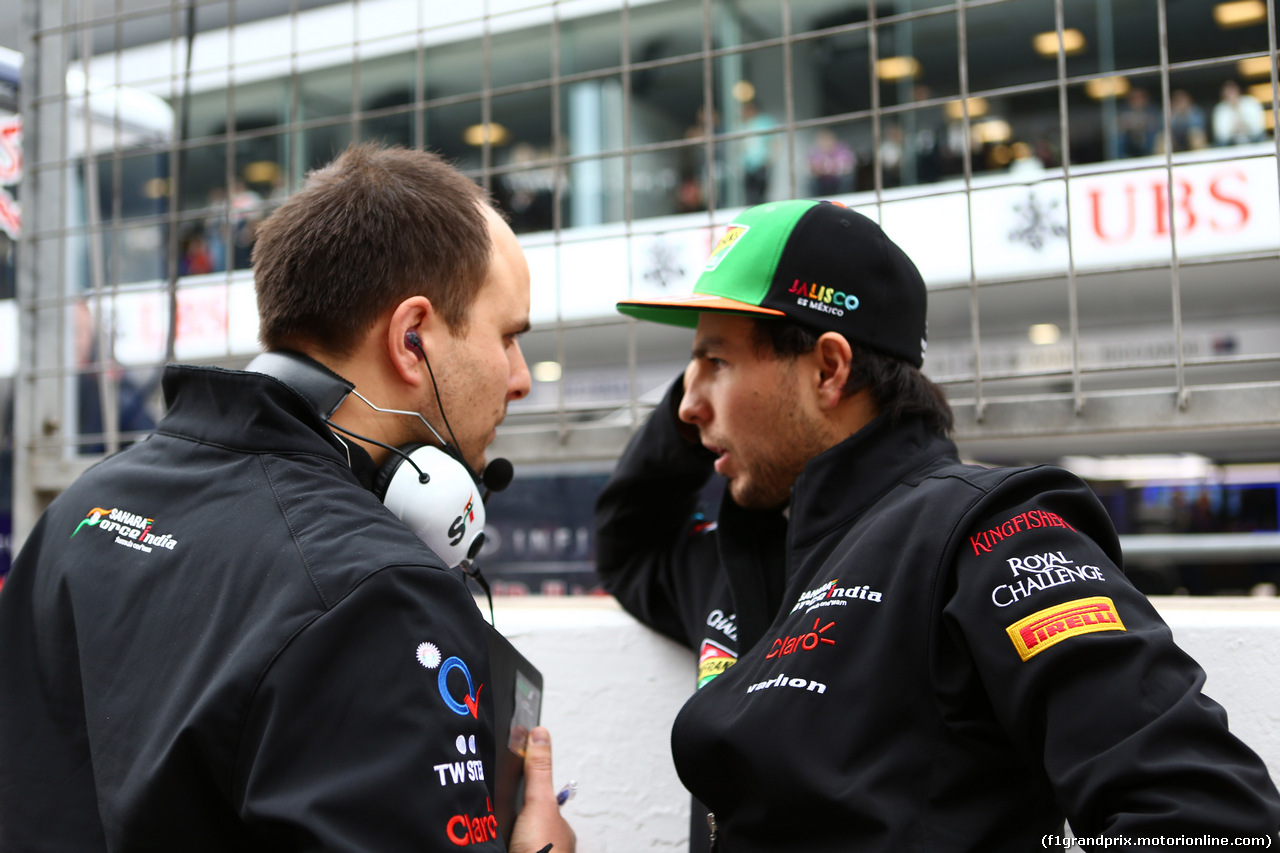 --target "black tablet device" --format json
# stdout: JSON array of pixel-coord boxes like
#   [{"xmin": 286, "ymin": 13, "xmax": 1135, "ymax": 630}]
[{"xmin": 485, "ymin": 624, "xmax": 544, "ymax": 844}]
